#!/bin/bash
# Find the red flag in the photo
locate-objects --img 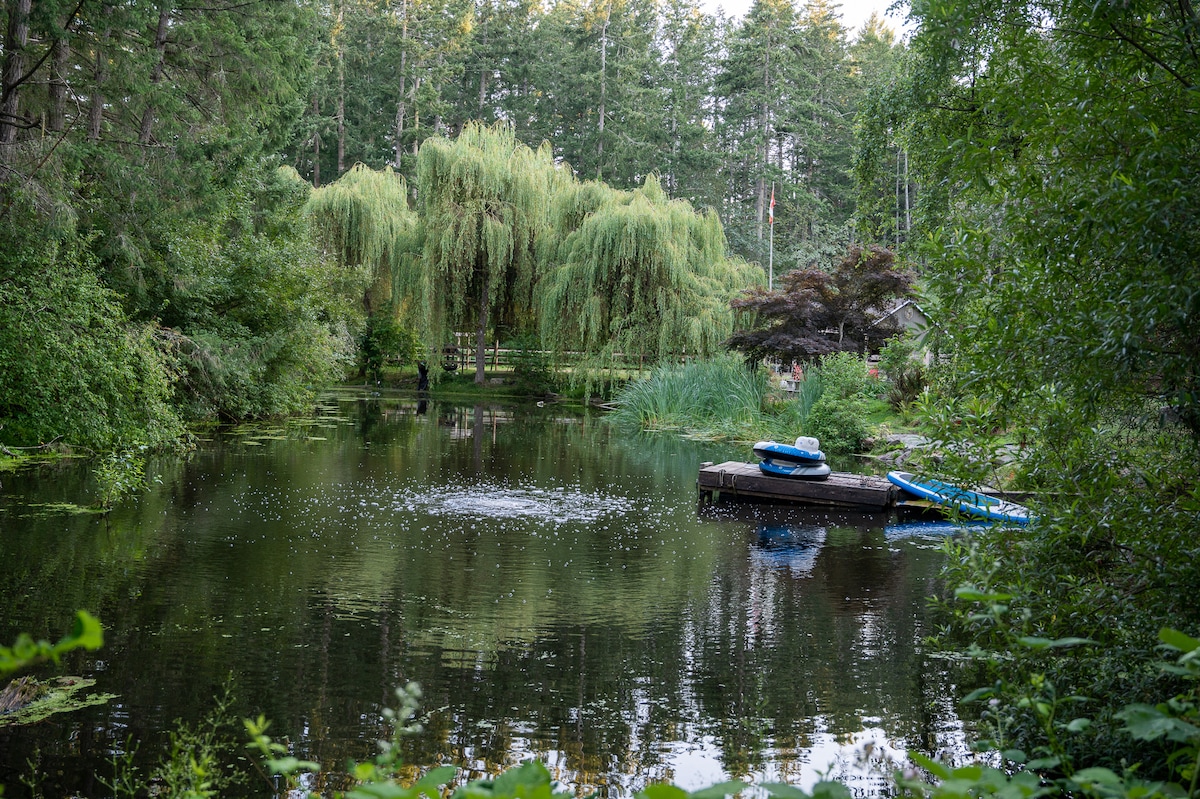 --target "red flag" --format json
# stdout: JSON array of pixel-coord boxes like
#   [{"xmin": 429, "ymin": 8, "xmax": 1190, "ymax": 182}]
[{"xmin": 769, "ymin": 188, "xmax": 775, "ymax": 225}]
